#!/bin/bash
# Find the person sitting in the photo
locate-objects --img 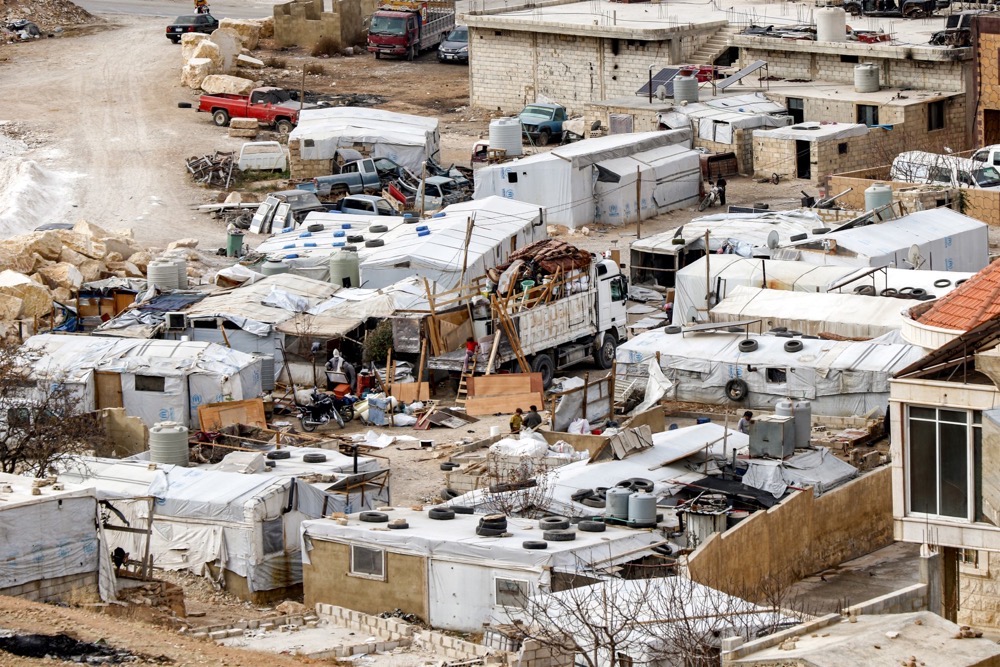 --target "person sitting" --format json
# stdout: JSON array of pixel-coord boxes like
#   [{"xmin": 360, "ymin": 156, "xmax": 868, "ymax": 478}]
[{"xmin": 523, "ymin": 405, "xmax": 543, "ymax": 430}]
